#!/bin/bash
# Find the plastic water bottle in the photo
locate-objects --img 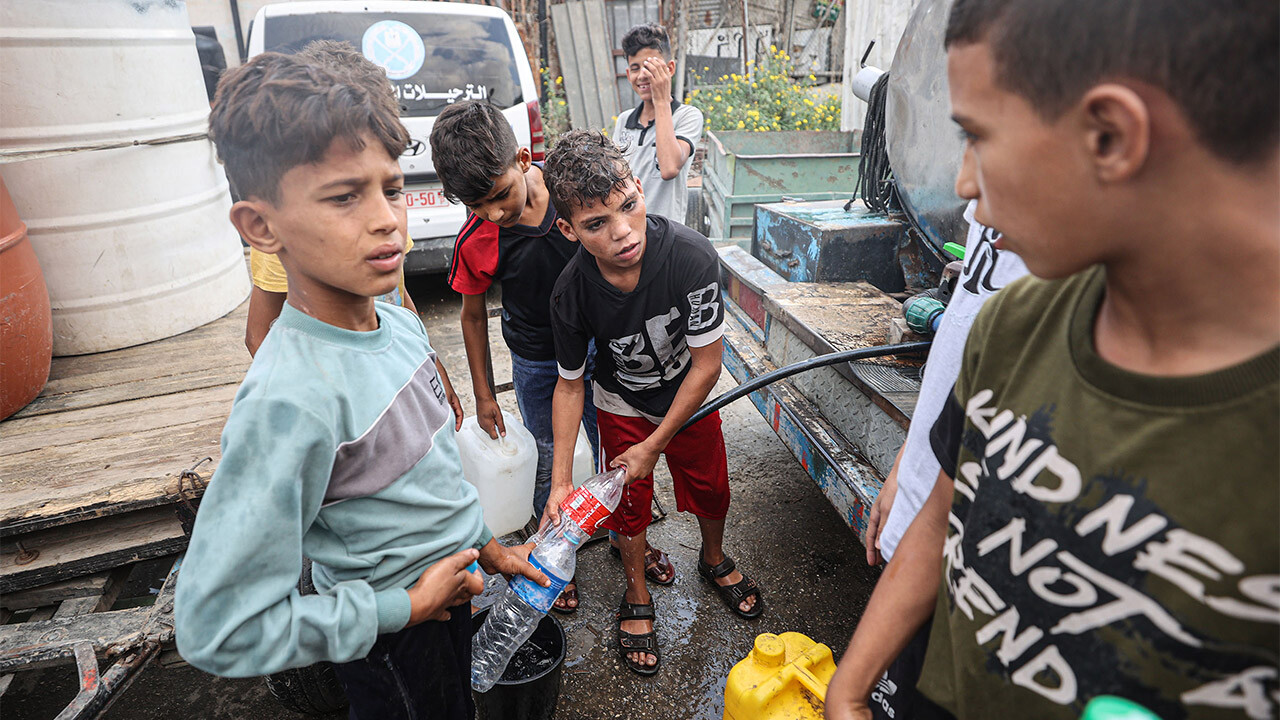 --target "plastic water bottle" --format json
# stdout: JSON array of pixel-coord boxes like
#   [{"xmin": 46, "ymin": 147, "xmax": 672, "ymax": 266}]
[{"xmin": 471, "ymin": 468, "xmax": 626, "ymax": 691}]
